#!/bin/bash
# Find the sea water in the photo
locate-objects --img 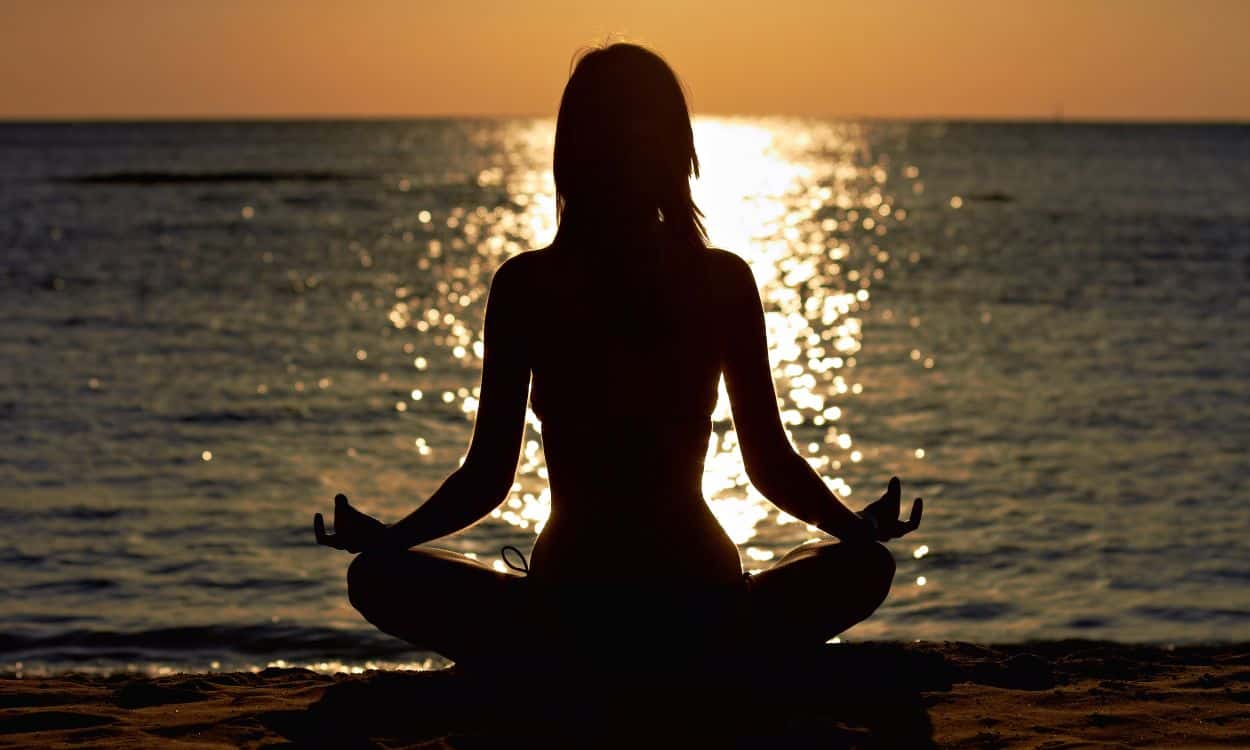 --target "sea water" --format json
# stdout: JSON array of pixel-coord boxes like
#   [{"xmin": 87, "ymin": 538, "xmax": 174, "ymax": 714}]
[{"xmin": 2, "ymin": 119, "xmax": 1248, "ymax": 674}]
